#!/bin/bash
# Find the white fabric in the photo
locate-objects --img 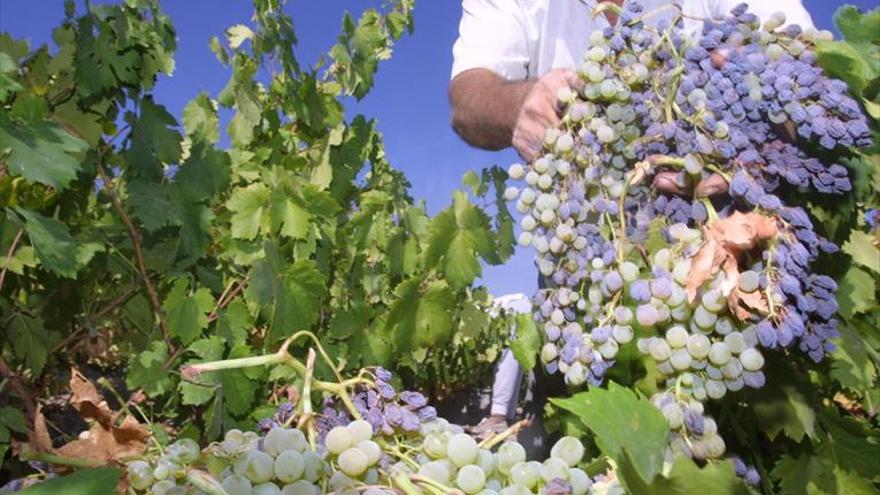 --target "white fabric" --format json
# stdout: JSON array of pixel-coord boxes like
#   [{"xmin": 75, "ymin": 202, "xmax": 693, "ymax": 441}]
[
  {"xmin": 490, "ymin": 293, "xmax": 531, "ymax": 417},
  {"xmin": 451, "ymin": 0, "xmax": 816, "ymax": 81}
]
